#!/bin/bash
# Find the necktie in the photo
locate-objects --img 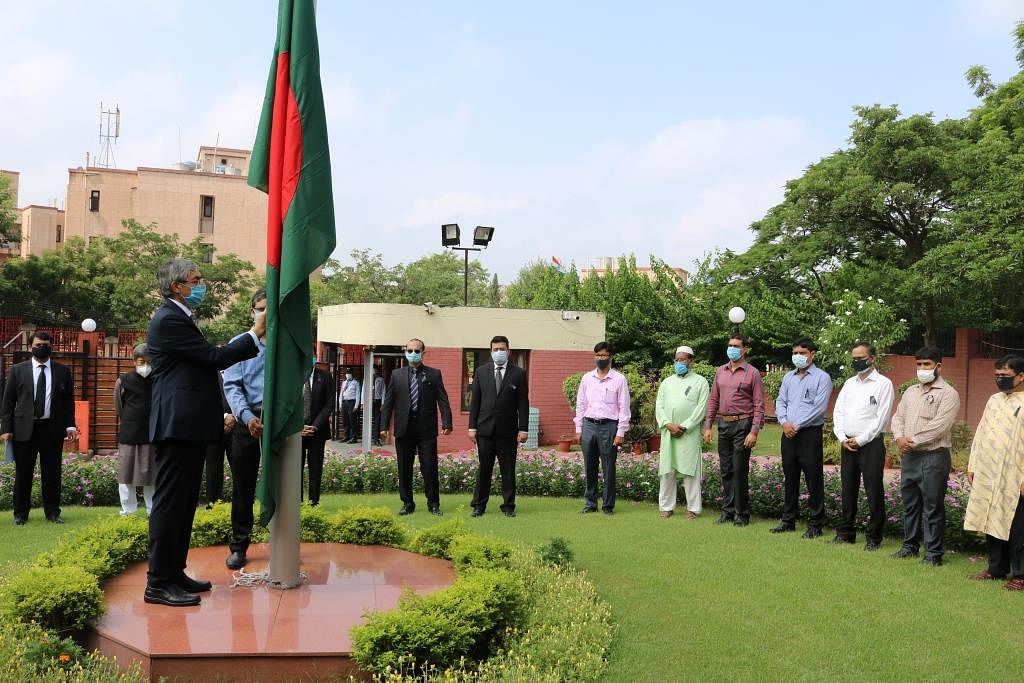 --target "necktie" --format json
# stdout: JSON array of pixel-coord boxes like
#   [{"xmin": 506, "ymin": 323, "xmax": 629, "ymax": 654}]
[
  {"xmin": 34, "ymin": 365, "xmax": 46, "ymax": 418},
  {"xmin": 409, "ymin": 368, "xmax": 419, "ymax": 413},
  {"xmin": 495, "ymin": 366, "xmax": 503, "ymax": 395},
  {"xmin": 302, "ymin": 377, "xmax": 312, "ymax": 423}
]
